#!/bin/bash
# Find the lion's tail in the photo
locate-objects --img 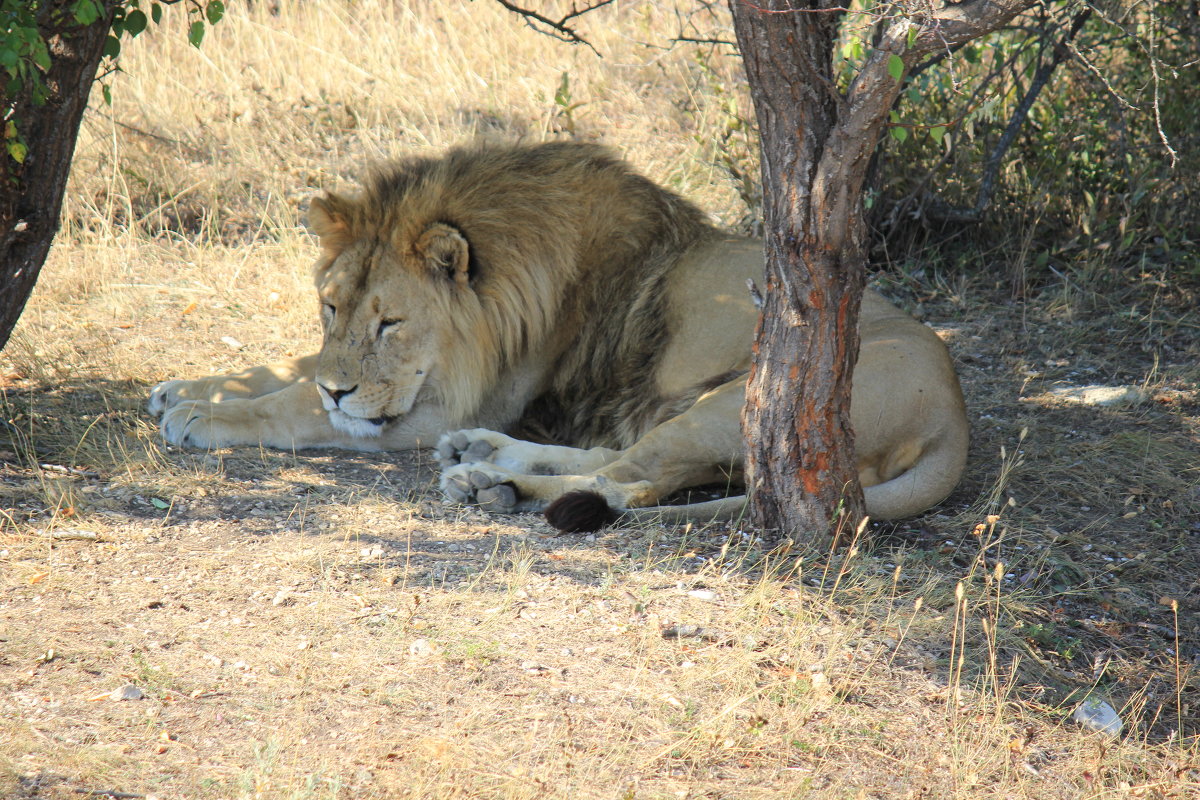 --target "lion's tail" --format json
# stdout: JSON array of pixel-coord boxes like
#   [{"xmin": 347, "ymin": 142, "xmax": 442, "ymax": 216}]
[
  {"xmin": 544, "ymin": 426, "xmax": 967, "ymax": 533},
  {"xmin": 863, "ymin": 424, "xmax": 970, "ymax": 521},
  {"xmin": 544, "ymin": 491, "xmax": 747, "ymax": 533}
]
